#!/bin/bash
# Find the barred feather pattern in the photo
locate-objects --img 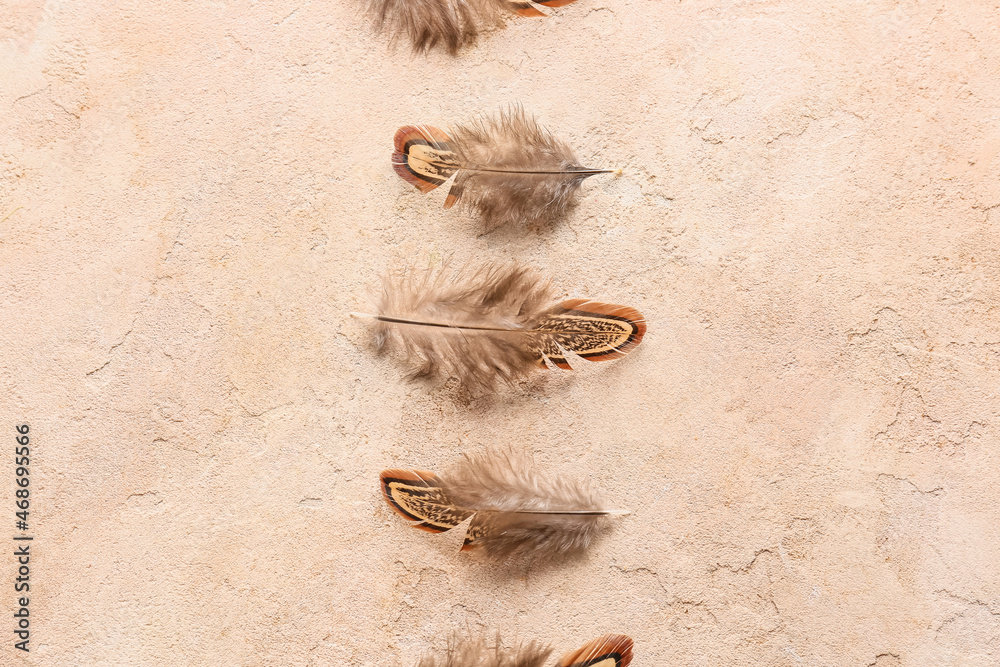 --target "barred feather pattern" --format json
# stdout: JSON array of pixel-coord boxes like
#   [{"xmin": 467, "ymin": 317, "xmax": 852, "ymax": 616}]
[
  {"xmin": 370, "ymin": 262, "xmax": 646, "ymax": 392},
  {"xmin": 374, "ymin": 262, "xmax": 552, "ymax": 391},
  {"xmin": 415, "ymin": 634, "xmax": 552, "ymax": 667},
  {"xmin": 448, "ymin": 108, "xmax": 603, "ymax": 230}
]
